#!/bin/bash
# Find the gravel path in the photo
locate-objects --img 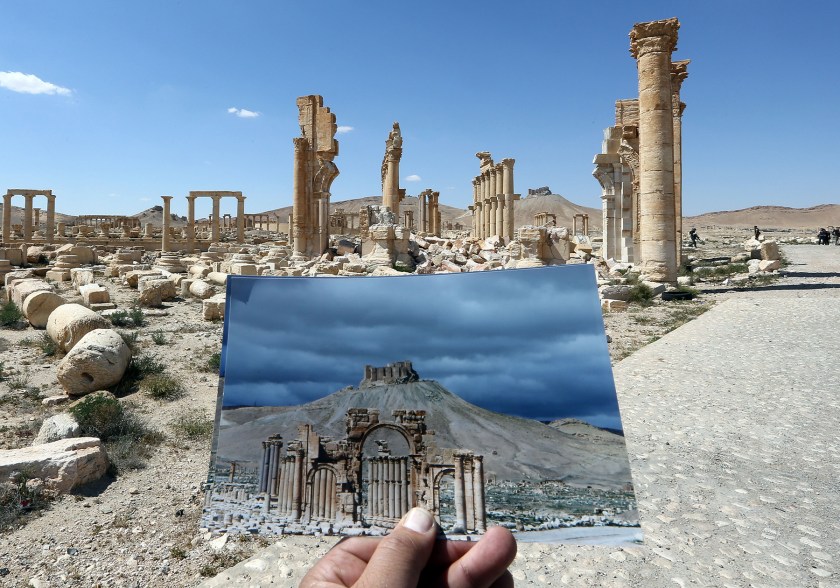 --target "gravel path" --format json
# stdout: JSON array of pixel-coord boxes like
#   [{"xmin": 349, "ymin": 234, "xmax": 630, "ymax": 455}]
[{"xmin": 204, "ymin": 244, "xmax": 840, "ymax": 587}]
